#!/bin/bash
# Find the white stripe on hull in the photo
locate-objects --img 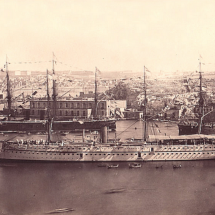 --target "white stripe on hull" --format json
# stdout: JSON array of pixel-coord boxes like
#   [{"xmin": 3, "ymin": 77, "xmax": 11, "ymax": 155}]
[{"xmin": 1, "ymin": 143, "xmax": 215, "ymax": 162}]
